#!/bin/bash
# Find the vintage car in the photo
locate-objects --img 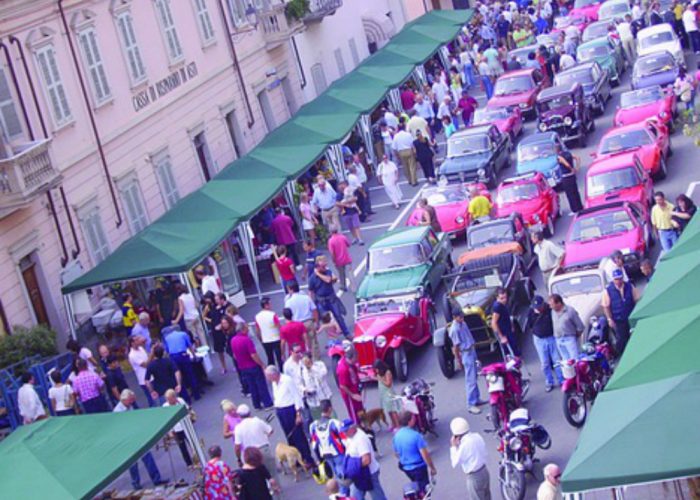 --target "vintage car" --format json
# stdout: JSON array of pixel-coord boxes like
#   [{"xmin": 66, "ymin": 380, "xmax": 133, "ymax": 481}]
[
  {"xmin": 598, "ymin": 0, "xmax": 632, "ymax": 21},
  {"xmin": 433, "ymin": 248, "xmax": 534, "ymax": 378},
  {"xmin": 552, "ymin": 14, "xmax": 589, "ymax": 35},
  {"xmin": 327, "ymin": 294, "xmax": 436, "ymax": 382},
  {"xmin": 555, "ymin": 61, "xmax": 612, "ymax": 115},
  {"xmin": 637, "ymin": 24, "xmax": 685, "ymax": 67},
  {"xmin": 614, "ymin": 86, "xmax": 676, "ymax": 129},
  {"xmin": 508, "ymin": 44, "xmax": 540, "ymax": 68},
  {"xmin": 577, "ymin": 37, "xmax": 626, "ymax": 86},
  {"xmin": 489, "ymin": 68, "xmax": 546, "ymax": 117},
  {"xmin": 594, "ymin": 120, "xmax": 672, "ymax": 179},
  {"xmin": 572, "ymin": 0, "xmax": 606, "ymax": 22},
  {"xmin": 437, "ymin": 124, "xmax": 511, "ymax": 187},
  {"xmin": 582, "ymin": 20, "xmax": 616, "ymax": 43},
  {"xmin": 584, "ymin": 153, "xmax": 654, "ymax": 213},
  {"xmin": 562, "ymin": 201, "xmax": 652, "ymax": 274},
  {"xmin": 631, "ymin": 51, "xmax": 679, "ymax": 90},
  {"xmin": 495, "ymin": 172, "xmax": 560, "ymax": 236},
  {"xmin": 536, "ymin": 33, "xmax": 559, "ymax": 52},
  {"xmin": 466, "ymin": 213, "xmax": 536, "ymax": 270},
  {"xmin": 406, "ymin": 182, "xmax": 490, "ymax": 237},
  {"xmin": 472, "ymin": 106, "xmax": 524, "ymax": 140},
  {"xmin": 356, "ymin": 226, "xmax": 452, "ymax": 301},
  {"xmin": 516, "ymin": 131, "xmax": 570, "ymax": 183},
  {"xmin": 536, "ymin": 83, "xmax": 595, "ymax": 147},
  {"xmin": 548, "ymin": 266, "xmax": 608, "ymax": 338}
]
